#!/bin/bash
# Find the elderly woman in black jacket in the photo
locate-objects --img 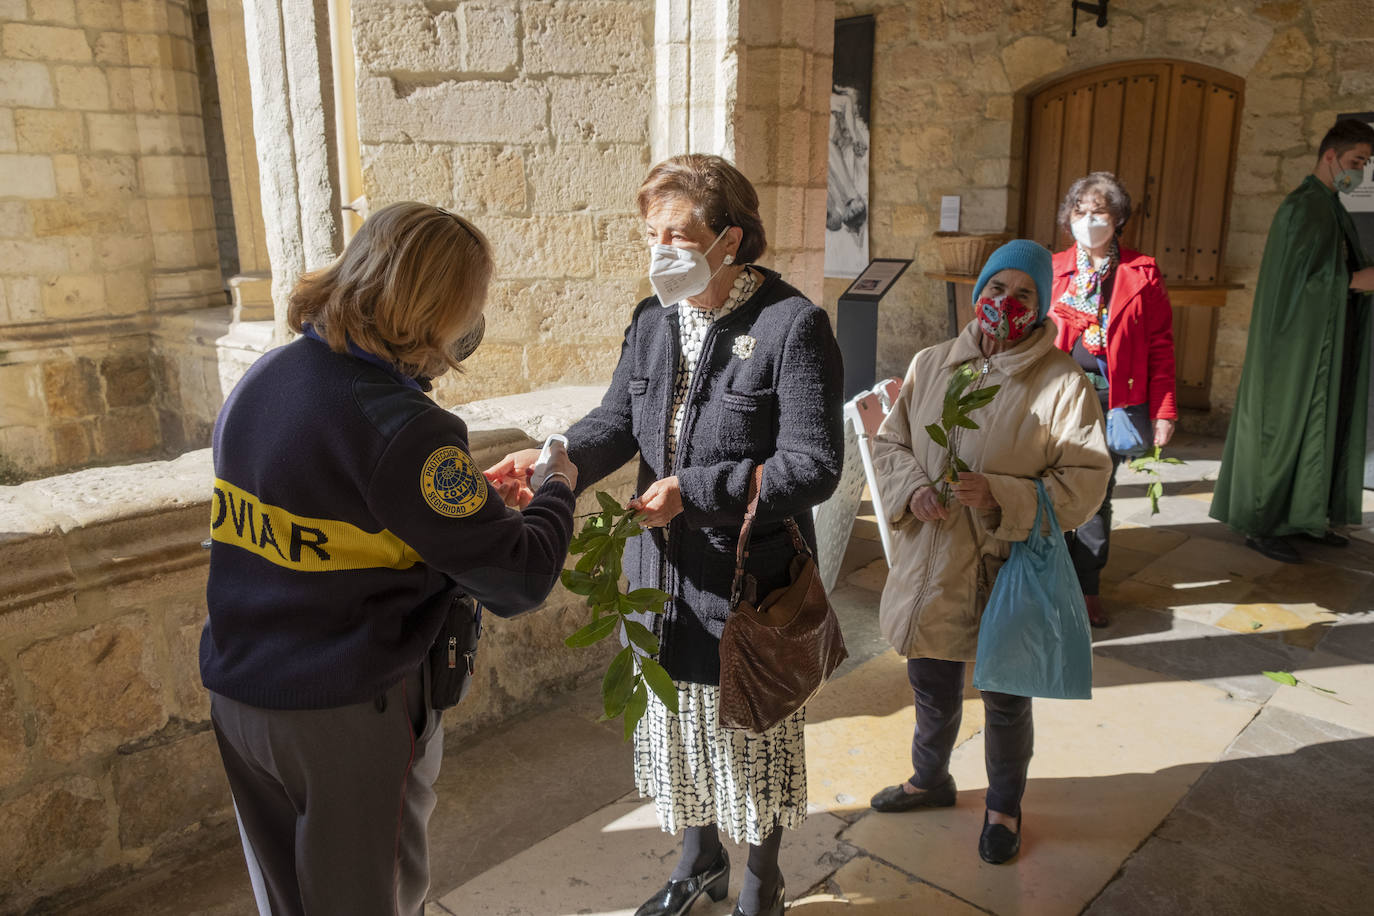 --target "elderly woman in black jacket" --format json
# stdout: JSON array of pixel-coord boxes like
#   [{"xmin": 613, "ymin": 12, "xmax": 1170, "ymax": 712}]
[{"xmin": 490, "ymin": 154, "xmax": 843, "ymax": 916}]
